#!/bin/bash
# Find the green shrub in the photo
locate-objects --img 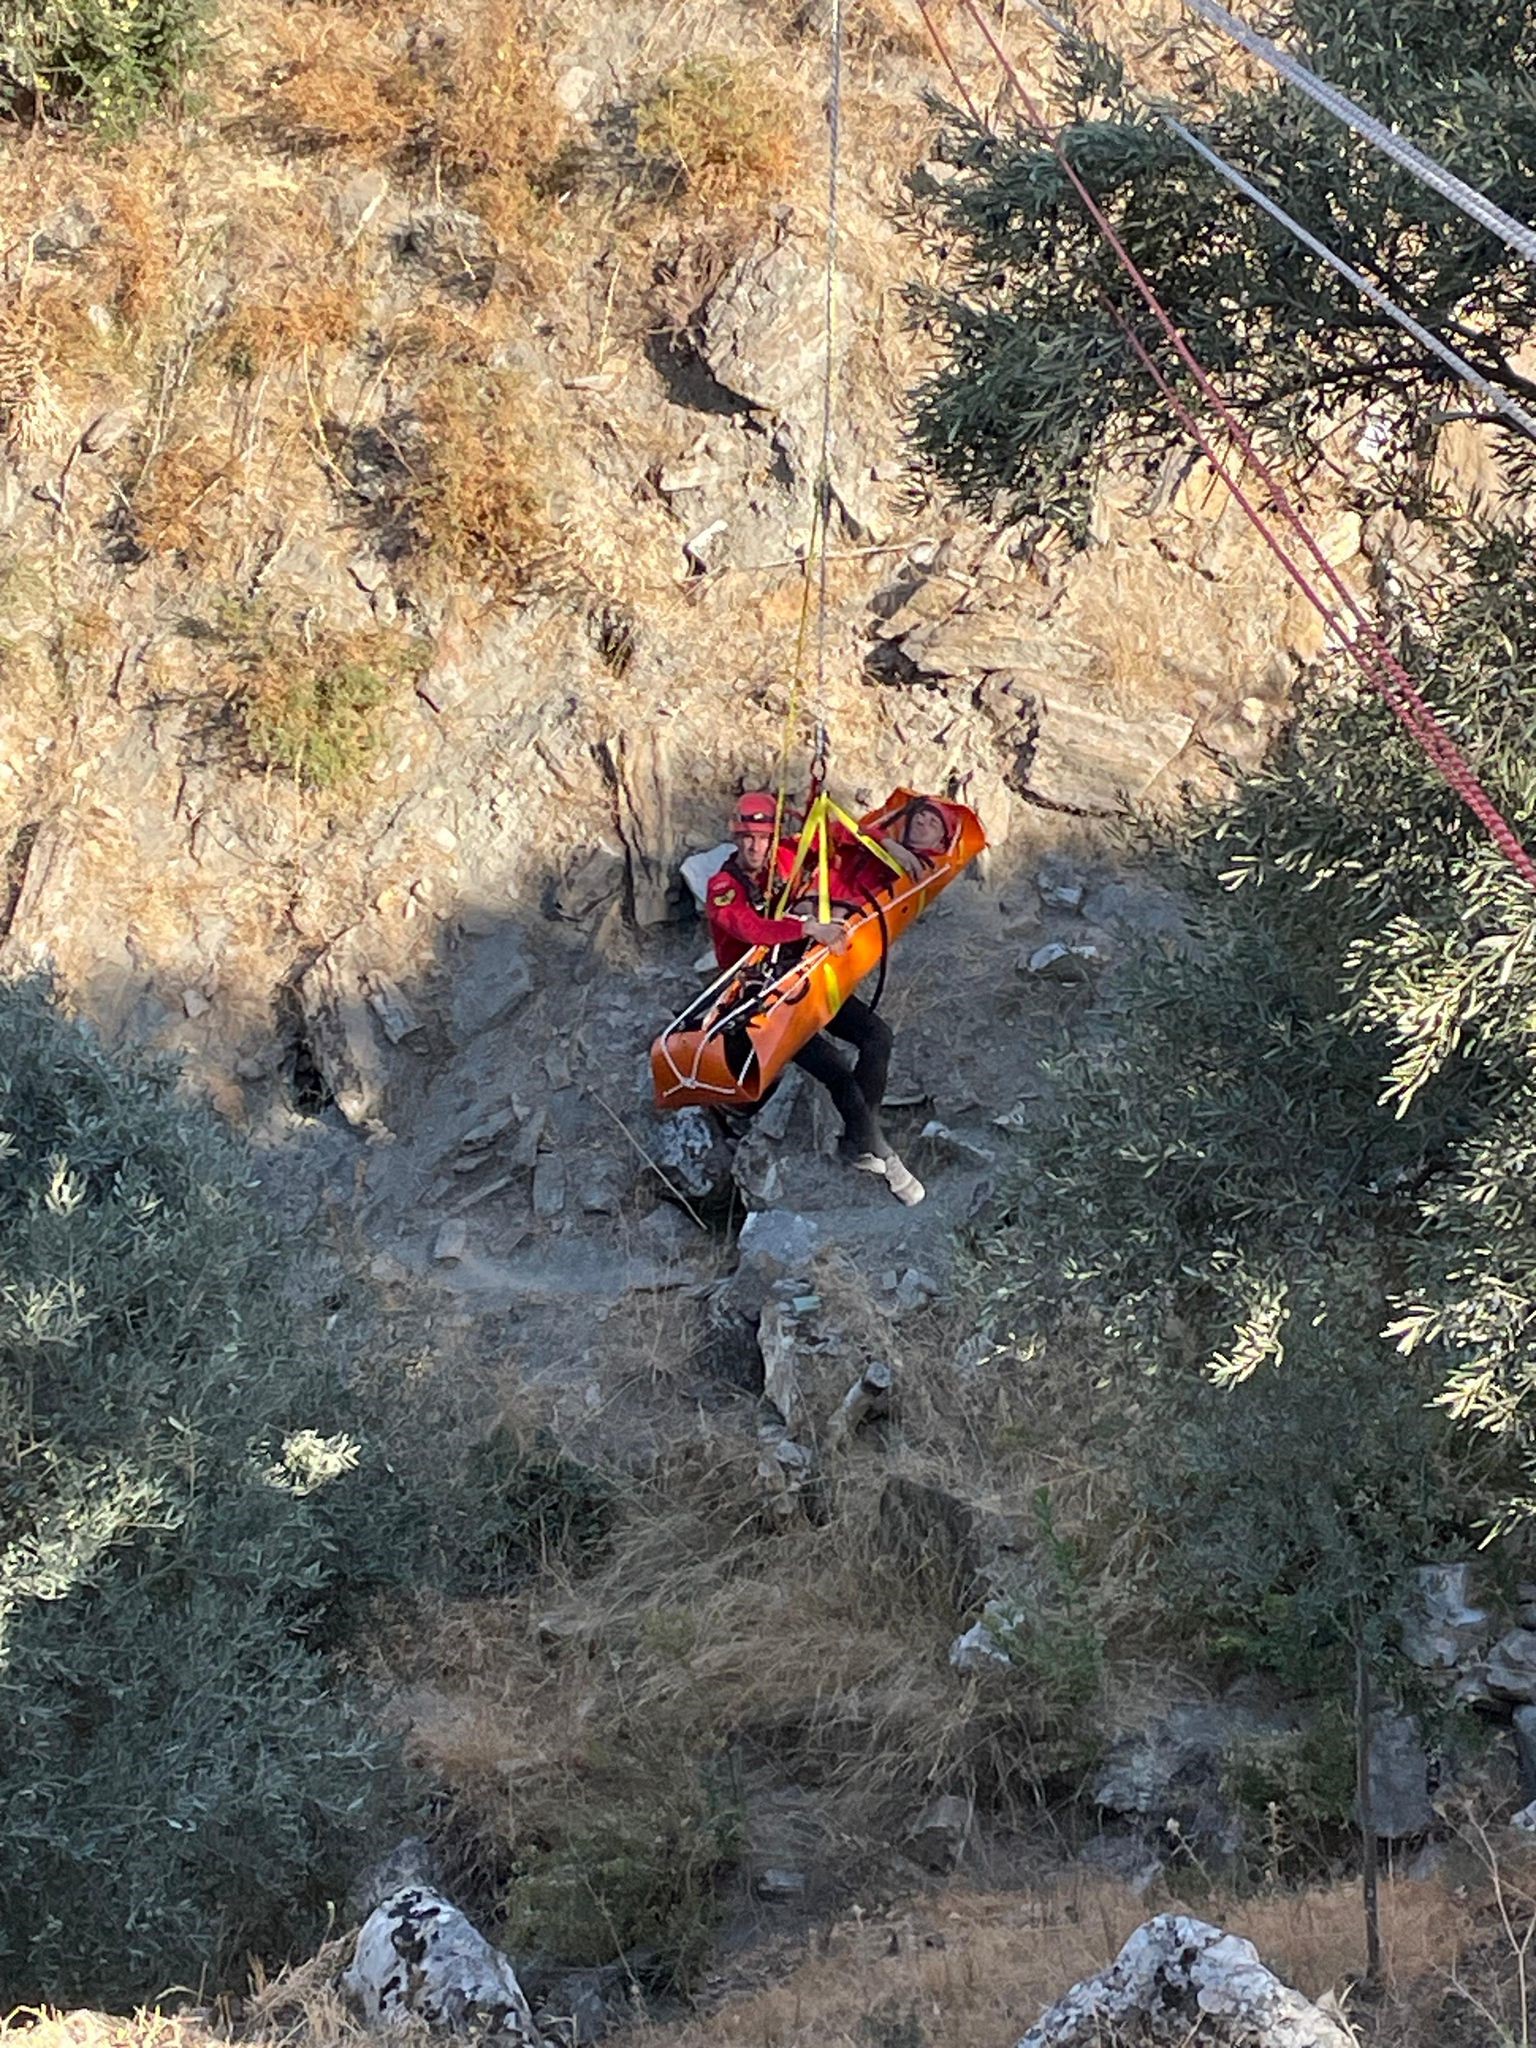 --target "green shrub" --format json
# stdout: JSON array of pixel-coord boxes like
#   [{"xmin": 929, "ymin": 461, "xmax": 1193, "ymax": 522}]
[
  {"xmin": 503, "ymin": 1757, "xmax": 741, "ymax": 1994},
  {"xmin": 971, "ymin": 1490, "xmax": 1104, "ymax": 1753},
  {"xmin": 238, "ymin": 649, "xmax": 414, "ymax": 791},
  {"xmin": 969, "ymin": 530, "xmax": 1536, "ymax": 1718},
  {"xmin": 456, "ymin": 1427, "xmax": 614, "ymax": 1586},
  {"xmin": 0, "ymin": 976, "xmax": 402, "ymax": 2004},
  {"xmin": 1224, "ymin": 1706, "xmax": 1358, "ymax": 1875},
  {"xmin": 324, "ymin": 1422, "xmax": 615, "ymax": 1617},
  {"xmin": 0, "ymin": 0, "xmax": 205, "ymax": 127}
]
